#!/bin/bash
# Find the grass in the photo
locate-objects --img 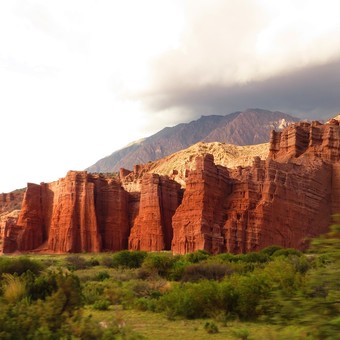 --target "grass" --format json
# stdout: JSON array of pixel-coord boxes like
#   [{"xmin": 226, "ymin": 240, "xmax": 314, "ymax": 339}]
[
  {"xmin": 0, "ymin": 252, "xmax": 329, "ymax": 339},
  {"xmin": 84, "ymin": 305, "xmax": 309, "ymax": 340}
]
